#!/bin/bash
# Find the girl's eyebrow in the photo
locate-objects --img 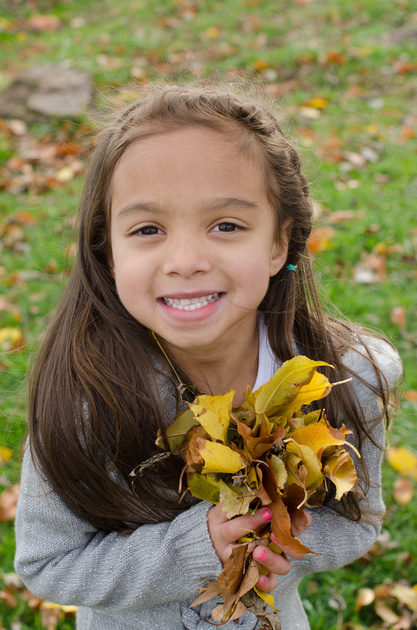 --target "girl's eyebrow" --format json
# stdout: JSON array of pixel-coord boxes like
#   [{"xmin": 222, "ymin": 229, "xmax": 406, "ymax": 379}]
[{"xmin": 115, "ymin": 197, "xmax": 260, "ymax": 222}]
